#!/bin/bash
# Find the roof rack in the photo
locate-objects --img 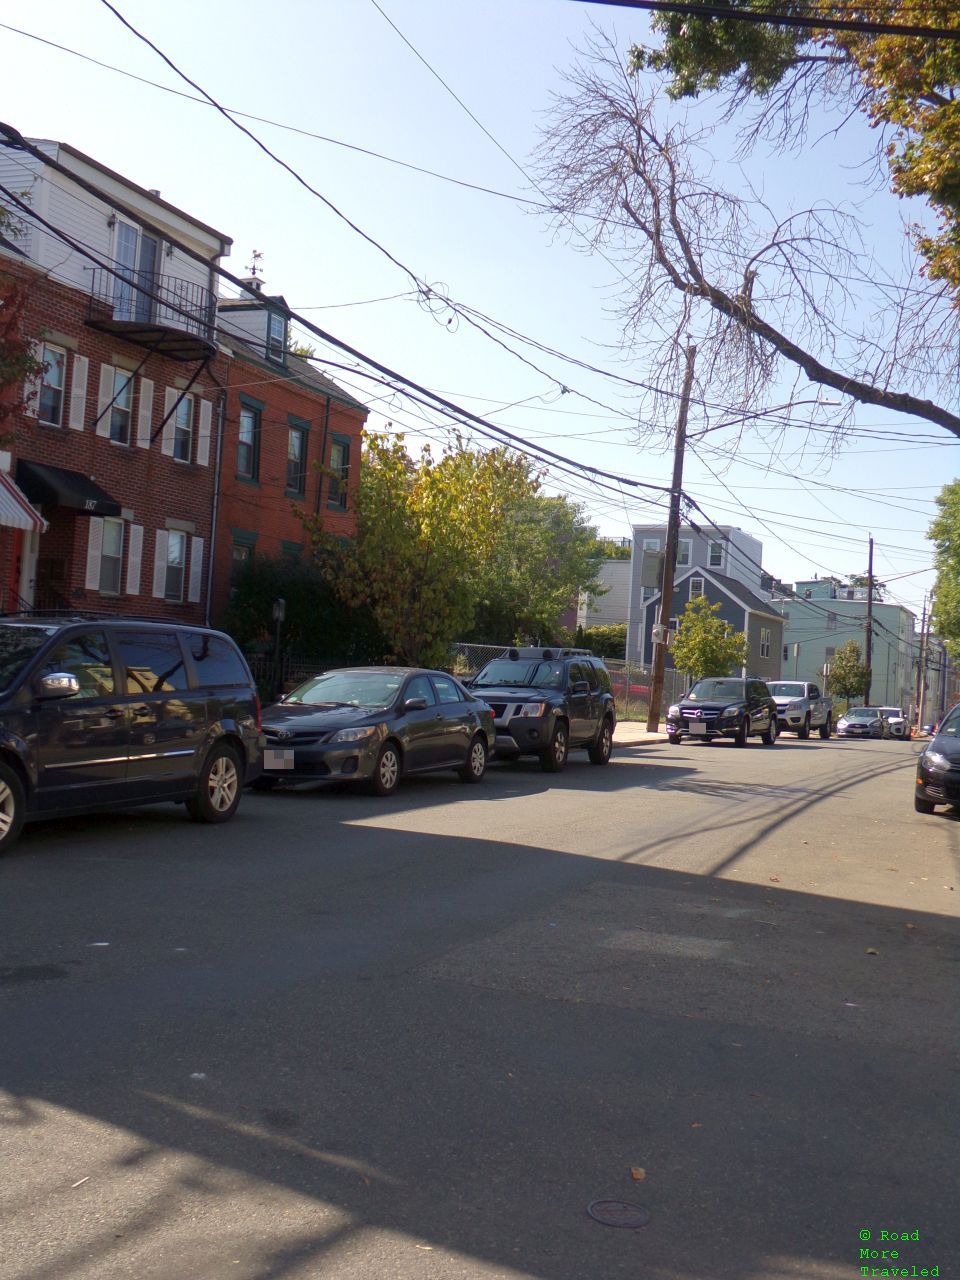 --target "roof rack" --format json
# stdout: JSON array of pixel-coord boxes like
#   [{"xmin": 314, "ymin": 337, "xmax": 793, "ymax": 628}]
[{"xmin": 0, "ymin": 610, "xmax": 218, "ymax": 628}]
